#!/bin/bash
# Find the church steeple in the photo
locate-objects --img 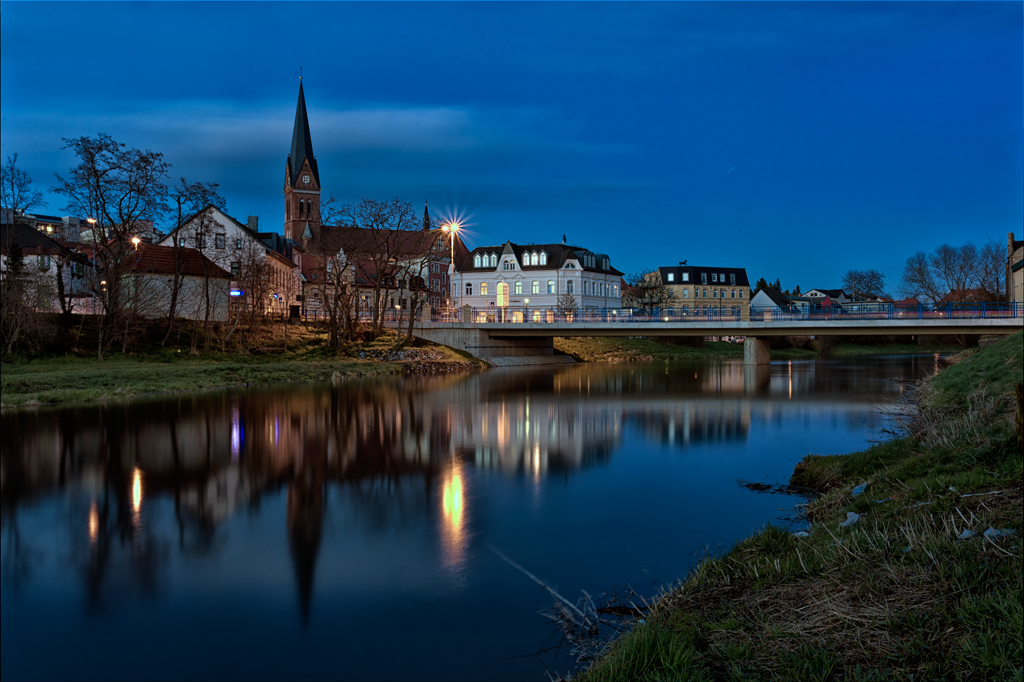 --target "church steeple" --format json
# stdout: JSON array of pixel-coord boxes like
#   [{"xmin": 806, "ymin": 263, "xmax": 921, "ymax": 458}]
[
  {"xmin": 284, "ymin": 80, "xmax": 321, "ymax": 242},
  {"xmin": 422, "ymin": 198, "xmax": 430, "ymax": 231},
  {"xmin": 287, "ymin": 81, "xmax": 319, "ymax": 188}
]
